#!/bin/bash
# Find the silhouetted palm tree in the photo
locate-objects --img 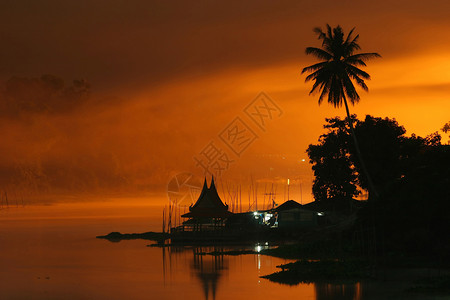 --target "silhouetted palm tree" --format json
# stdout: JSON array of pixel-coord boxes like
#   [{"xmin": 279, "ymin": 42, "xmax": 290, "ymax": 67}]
[{"xmin": 302, "ymin": 24, "xmax": 381, "ymax": 198}]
